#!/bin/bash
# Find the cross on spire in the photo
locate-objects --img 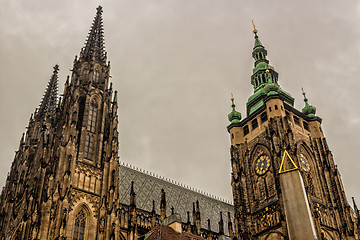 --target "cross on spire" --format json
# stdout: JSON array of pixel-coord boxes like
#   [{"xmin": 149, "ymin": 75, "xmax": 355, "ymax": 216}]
[
  {"xmin": 36, "ymin": 65, "xmax": 59, "ymax": 120},
  {"xmin": 81, "ymin": 6, "xmax": 106, "ymax": 62}
]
